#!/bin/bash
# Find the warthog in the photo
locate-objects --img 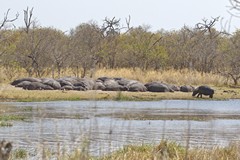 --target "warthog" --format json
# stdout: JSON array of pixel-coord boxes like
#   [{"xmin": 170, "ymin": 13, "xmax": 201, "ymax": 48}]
[{"xmin": 192, "ymin": 86, "xmax": 214, "ymax": 98}]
